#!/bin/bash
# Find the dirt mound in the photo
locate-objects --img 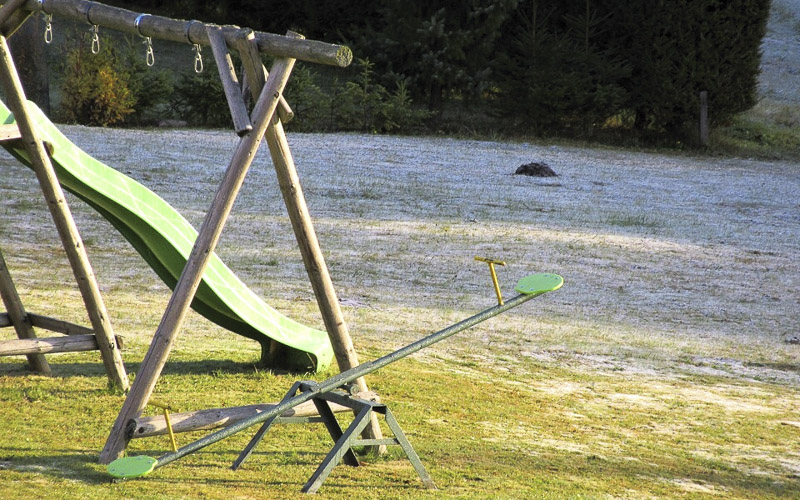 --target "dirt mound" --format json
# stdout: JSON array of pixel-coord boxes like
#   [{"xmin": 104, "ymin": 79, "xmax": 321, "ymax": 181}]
[{"xmin": 514, "ymin": 162, "xmax": 558, "ymax": 177}]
